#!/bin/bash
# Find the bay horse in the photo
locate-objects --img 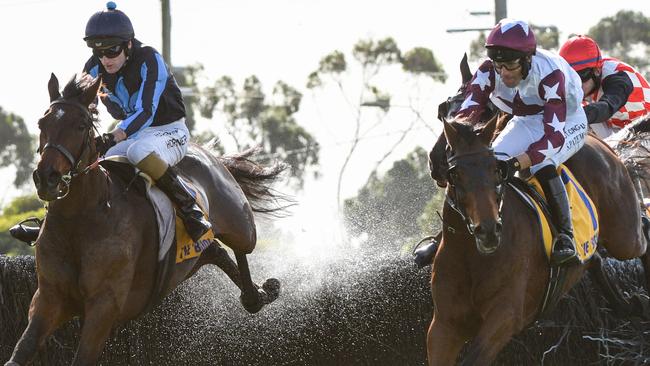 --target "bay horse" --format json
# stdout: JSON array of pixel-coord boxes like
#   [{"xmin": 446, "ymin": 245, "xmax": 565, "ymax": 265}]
[
  {"xmin": 5, "ymin": 74, "xmax": 285, "ymax": 366},
  {"xmin": 426, "ymin": 115, "xmax": 650, "ymax": 365}
]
